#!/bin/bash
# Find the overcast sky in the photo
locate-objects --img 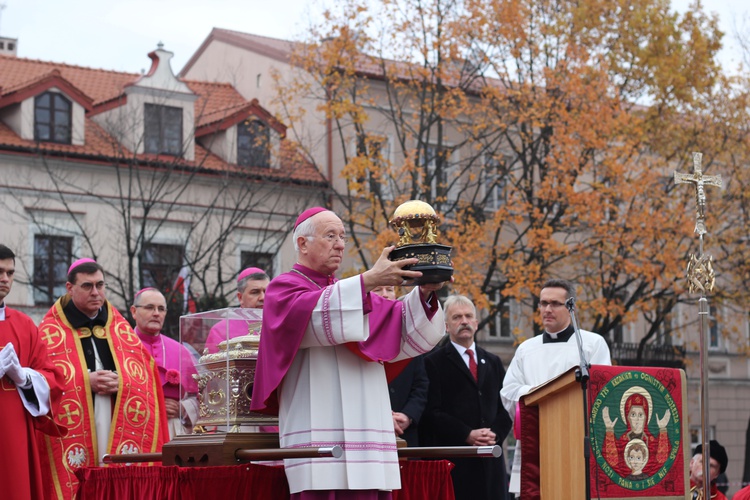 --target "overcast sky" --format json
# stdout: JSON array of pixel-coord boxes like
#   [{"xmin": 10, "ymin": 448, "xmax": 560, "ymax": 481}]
[
  {"xmin": 1, "ymin": 0, "xmax": 331, "ymax": 73},
  {"xmin": 2, "ymin": 0, "xmax": 748, "ymax": 75}
]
